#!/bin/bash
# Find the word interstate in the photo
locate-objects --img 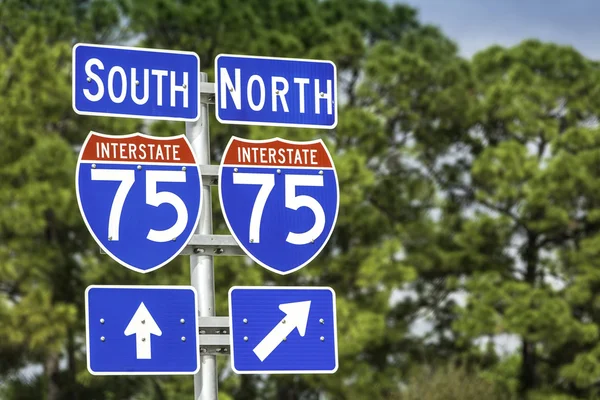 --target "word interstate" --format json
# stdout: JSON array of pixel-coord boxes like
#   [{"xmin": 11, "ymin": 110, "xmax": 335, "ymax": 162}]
[
  {"xmin": 94, "ymin": 141, "xmax": 181, "ymax": 162},
  {"xmin": 237, "ymin": 146, "xmax": 319, "ymax": 166},
  {"xmin": 79, "ymin": 132, "xmax": 196, "ymax": 164},
  {"xmin": 224, "ymin": 139, "xmax": 333, "ymax": 168}
]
